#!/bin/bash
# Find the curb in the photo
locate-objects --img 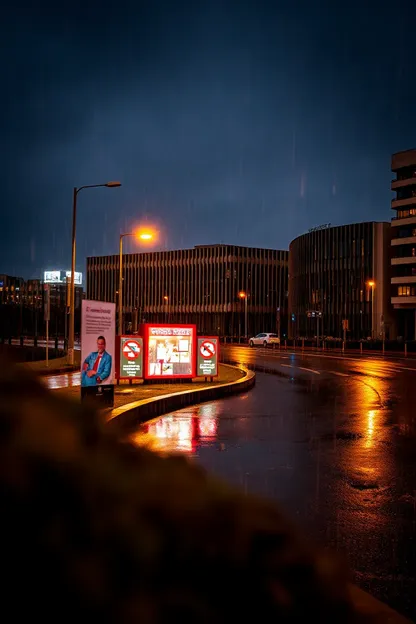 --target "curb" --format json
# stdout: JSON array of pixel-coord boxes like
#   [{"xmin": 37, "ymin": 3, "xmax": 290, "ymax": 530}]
[
  {"xmin": 348, "ymin": 585, "xmax": 413, "ymax": 624},
  {"xmin": 222, "ymin": 358, "xmax": 308, "ymax": 384},
  {"xmin": 107, "ymin": 364, "xmax": 255, "ymax": 433}
]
